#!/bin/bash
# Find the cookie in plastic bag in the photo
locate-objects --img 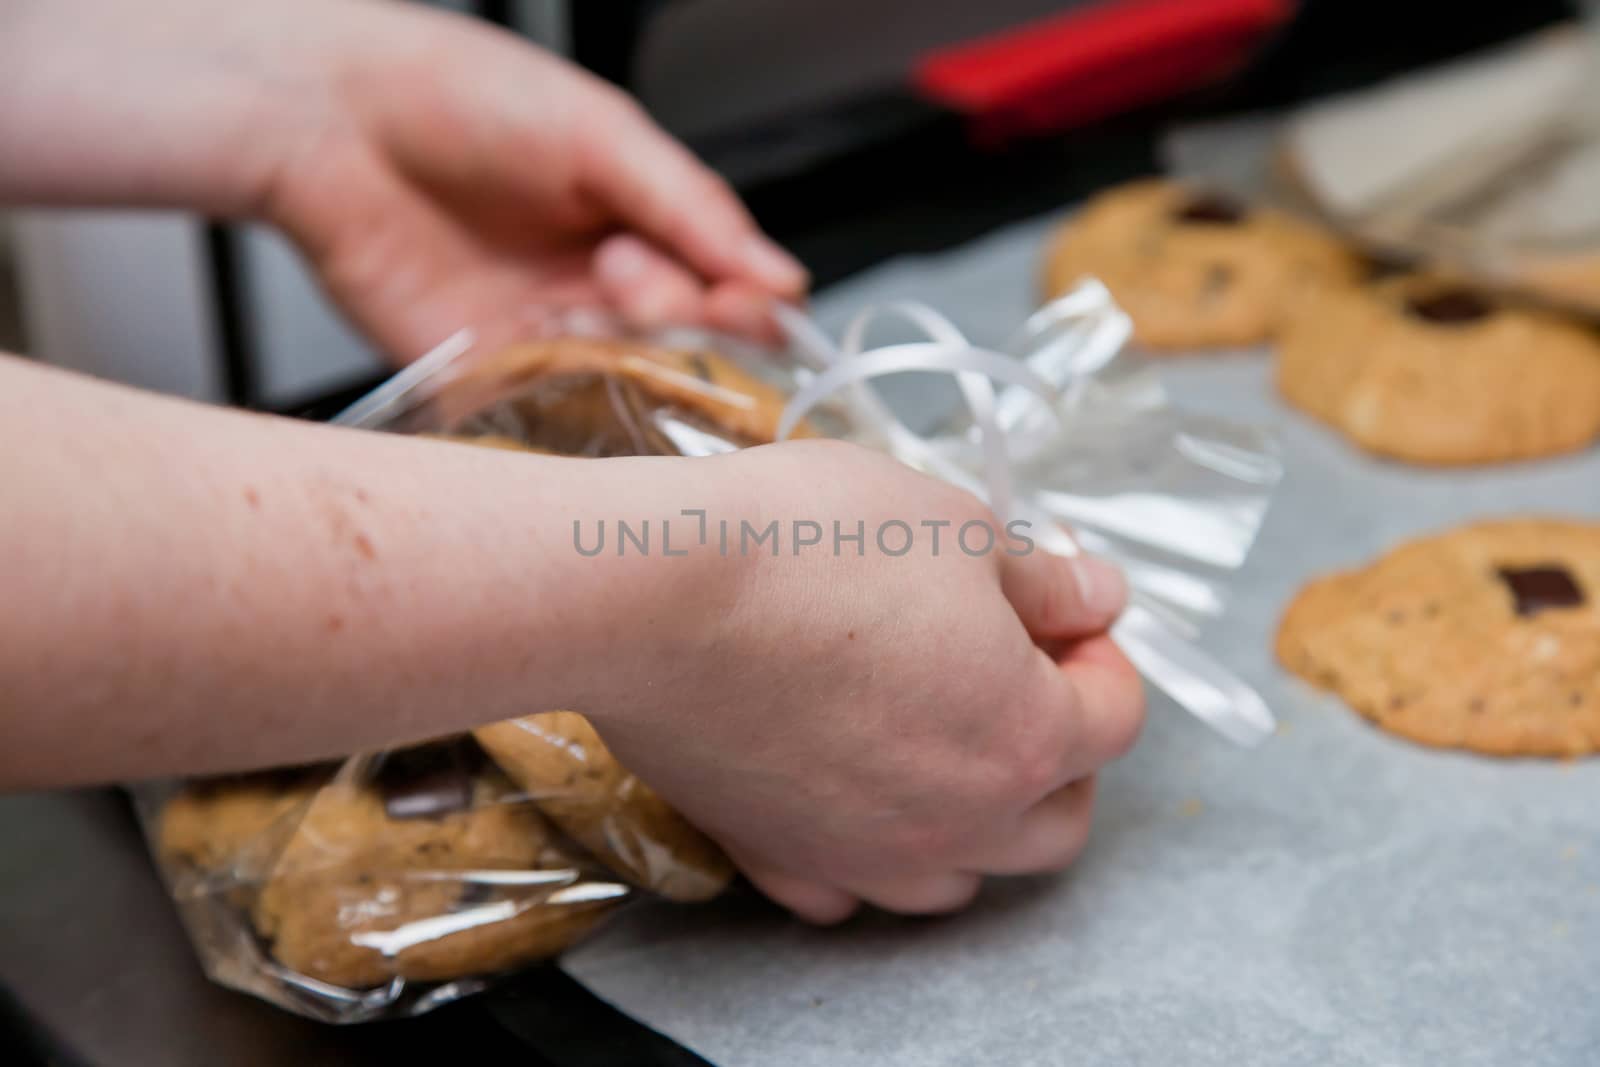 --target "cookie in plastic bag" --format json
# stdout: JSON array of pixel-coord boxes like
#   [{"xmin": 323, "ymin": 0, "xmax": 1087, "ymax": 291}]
[{"xmin": 475, "ymin": 712, "xmax": 732, "ymax": 903}]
